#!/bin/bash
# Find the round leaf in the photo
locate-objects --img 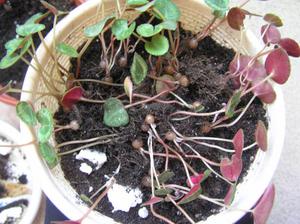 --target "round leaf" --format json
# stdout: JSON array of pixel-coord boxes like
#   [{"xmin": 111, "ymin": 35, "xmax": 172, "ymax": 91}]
[
  {"xmin": 38, "ymin": 125, "xmax": 53, "ymax": 143},
  {"xmin": 279, "ymin": 38, "xmax": 300, "ymax": 58},
  {"xmin": 16, "ymin": 23, "xmax": 46, "ymax": 37},
  {"xmin": 61, "ymin": 86, "xmax": 84, "ymax": 110},
  {"xmin": 252, "ymin": 79, "xmax": 276, "ymax": 104},
  {"xmin": 136, "ymin": 24, "xmax": 163, "ymax": 37},
  {"xmin": 16, "ymin": 101, "xmax": 37, "ymax": 126},
  {"xmin": 84, "ymin": 15, "xmax": 115, "ymax": 38},
  {"xmin": 36, "ymin": 107, "xmax": 53, "ymax": 126},
  {"xmin": 153, "ymin": 0, "xmax": 180, "ymax": 21},
  {"xmin": 265, "ymin": 48, "xmax": 291, "ymax": 84},
  {"xmin": 130, "ymin": 53, "xmax": 148, "ymax": 85},
  {"xmin": 263, "ymin": 13, "xmax": 283, "ymax": 27},
  {"xmin": 39, "ymin": 142, "xmax": 58, "ymax": 169},
  {"xmin": 227, "ymin": 7, "xmax": 246, "ymax": 31},
  {"xmin": 261, "ymin": 24, "xmax": 281, "ymax": 44},
  {"xmin": 255, "ymin": 120, "xmax": 268, "ymax": 151},
  {"xmin": 159, "ymin": 20, "xmax": 177, "ymax": 31},
  {"xmin": 204, "ymin": 0, "xmax": 229, "ymax": 12},
  {"xmin": 112, "ymin": 19, "xmax": 136, "ymax": 40},
  {"xmin": 56, "ymin": 43, "xmax": 79, "ymax": 58},
  {"xmin": 103, "ymin": 98, "xmax": 129, "ymax": 127},
  {"xmin": 145, "ymin": 34, "xmax": 169, "ymax": 56}
]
